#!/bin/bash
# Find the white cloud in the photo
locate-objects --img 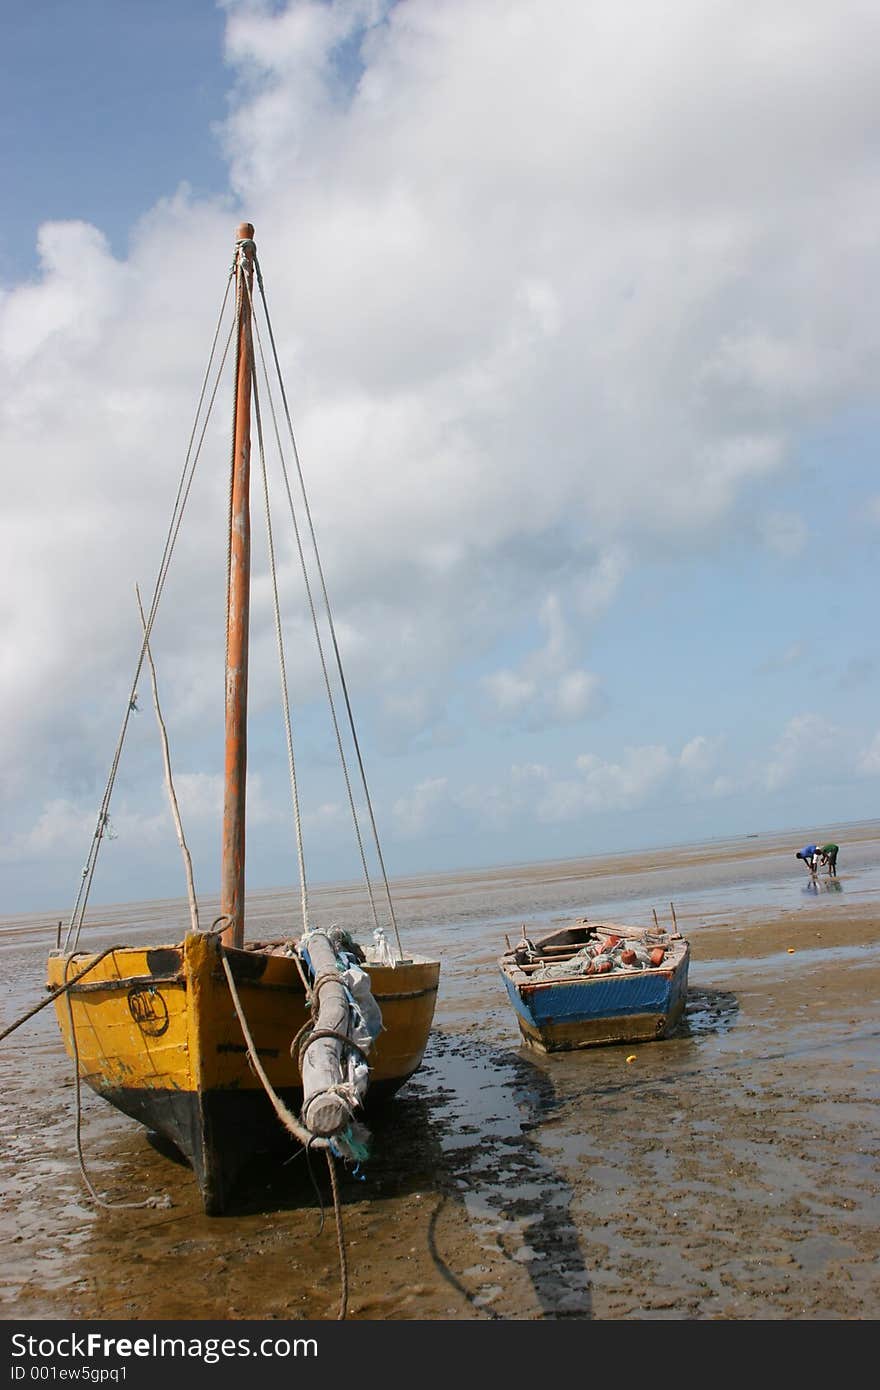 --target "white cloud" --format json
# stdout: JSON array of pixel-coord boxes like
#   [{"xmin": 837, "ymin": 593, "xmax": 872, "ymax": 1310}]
[
  {"xmin": 482, "ymin": 594, "xmax": 602, "ymax": 728},
  {"xmin": 762, "ymin": 713, "xmax": 839, "ymax": 792},
  {"xmin": 175, "ymin": 773, "xmax": 225, "ymax": 823},
  {"xmin": 552, "ymin": 670, "xmax": 601, "ymax": 722},
  {"xmin": 303, "ymin": 801, "xmax": 347, "ymax": 831},
  {"xmin": 554, "ymin": 745, "xmax": 676, "ymax": 818},
  {"xmin": 510, "ymin": 762, "xmax": 550, "ymax": 784},
  {"xmin": 572, "ymin": 546, "xmax": 628, "ymax": 620},
  {"xmin": 5, "ymin": 0, "xmax": 880, "ymax": 906},
  {"xmin": 757, "ymin": 642, "xmax": 805, "ymax": 675},
  {"xmin": 757, "ymin": 510, "xmax": 809, "ymax": 558},
  {"xmin": 391, "ymin": 776, "xmax": 450, "ymax": 838},
  {"xmin": 0, "ymin": 798, "xmax": 93, "ymax": 863},
  {"xmin": 482, "ymin": 670, "xmax": 536, "ymax": 715},
  {"xmin": 377, "ymin": 689, "xmax": 444, "ymax": 749},
  {"xmin": 856, "ymin": 732, "xmax": 880, "ymax": 776},
  {"xmin": 679, "ymin": 735, "xmax": 717, "ymax": 775}
]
